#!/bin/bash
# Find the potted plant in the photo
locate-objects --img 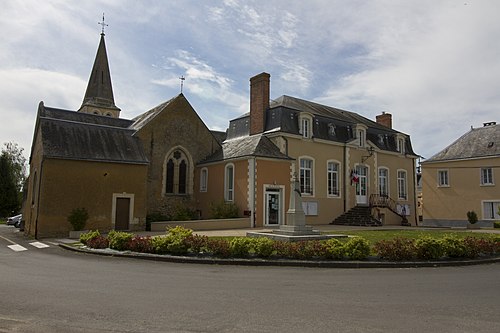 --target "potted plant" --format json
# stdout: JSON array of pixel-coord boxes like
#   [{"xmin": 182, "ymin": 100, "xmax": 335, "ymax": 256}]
[
  {"xmin": 466, "ymin": 210, "xmax": 479, "ymax": 229},
  {"xmin": 68, "ymin": 207, "xmax": 89, "ymax": 238}
]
